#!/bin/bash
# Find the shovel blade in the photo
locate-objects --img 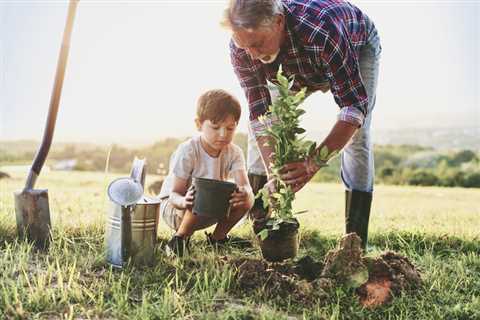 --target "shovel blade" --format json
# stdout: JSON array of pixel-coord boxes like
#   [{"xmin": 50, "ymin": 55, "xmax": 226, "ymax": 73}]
[{"xmin": 14, "ymin": 189, "xmax": 52, "ymax": 250}]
